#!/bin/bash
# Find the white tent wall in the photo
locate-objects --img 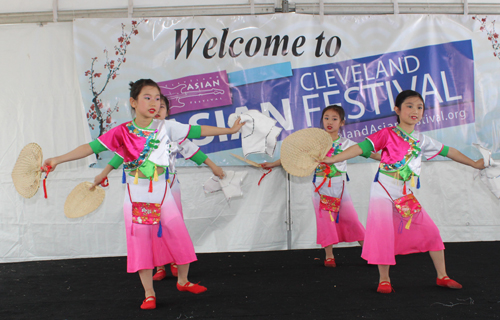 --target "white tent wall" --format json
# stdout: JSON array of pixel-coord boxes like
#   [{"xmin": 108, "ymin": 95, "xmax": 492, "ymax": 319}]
[{"xmin": 1, "ymin": 1, "xmax": 500, "ymax": 263}]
